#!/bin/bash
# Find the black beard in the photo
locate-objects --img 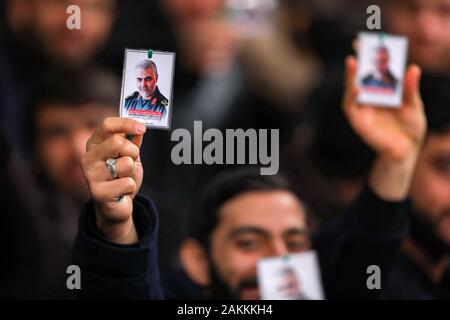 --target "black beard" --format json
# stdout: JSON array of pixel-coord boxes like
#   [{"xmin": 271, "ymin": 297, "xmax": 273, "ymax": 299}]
[
  {"xmin": 409, "ymin": 208, "xmax": 450, "ymax": 262},
  {"xmin": 207, "ymin": 258, "xmax": 258, "ymax": 300},
  {"xmin": 208, "ymin": 264, "xmax": 236, "ymax": 300}
]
